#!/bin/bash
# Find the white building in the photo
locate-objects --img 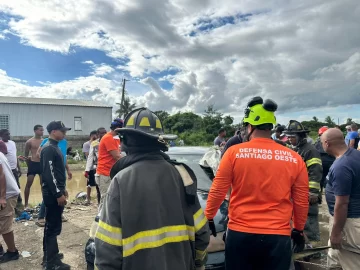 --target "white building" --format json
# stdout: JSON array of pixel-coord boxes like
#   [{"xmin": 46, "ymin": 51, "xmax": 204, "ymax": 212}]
[{"xmin": 0, "ymin": 96, "xmax": 113, "ymax": 136}]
